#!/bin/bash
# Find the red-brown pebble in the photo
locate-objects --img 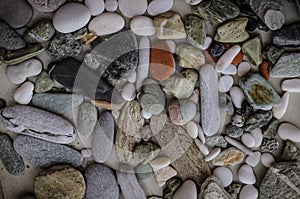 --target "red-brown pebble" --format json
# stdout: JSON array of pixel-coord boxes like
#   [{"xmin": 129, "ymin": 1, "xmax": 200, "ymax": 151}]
[
  {"xmin": 259, "ymin": 61, "xmax": 270, "ymax": 80},
  {"xmin": 232, "ymin": 50, "xmax": 243, "ymax": 65}
]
